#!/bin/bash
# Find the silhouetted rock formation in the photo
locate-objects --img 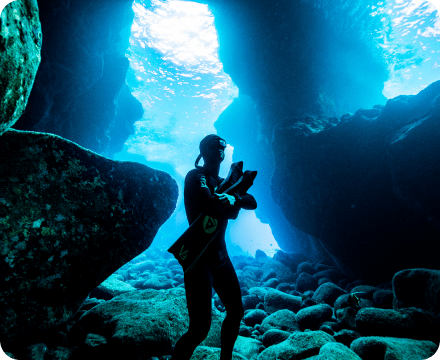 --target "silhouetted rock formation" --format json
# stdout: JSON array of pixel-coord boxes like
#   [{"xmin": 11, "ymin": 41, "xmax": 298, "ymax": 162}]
[
  {"xmin": 210, "ymin": 0, "xmax": 389, "ymax": 261},
  {"xmin": 271, "ymin": 80, "xmax": 440, "ymax": 282},
  {"xmin": 12, "ymin": 0, "xmax": 142, "ymax": 156},
  {"xmin": 206, "ymin": 0, "xmax": 388, "ymax": 140},
  {"xmin": 0, "ymin": 129, "xmax": 178, "ymax": 346}
]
